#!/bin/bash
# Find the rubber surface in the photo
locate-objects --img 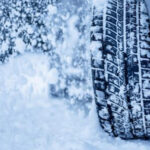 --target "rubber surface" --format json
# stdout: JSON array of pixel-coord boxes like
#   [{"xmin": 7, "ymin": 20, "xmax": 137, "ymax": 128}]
[{"xmin": 91, "ymin": 0, "xmax": 150, "ymax": 139}]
